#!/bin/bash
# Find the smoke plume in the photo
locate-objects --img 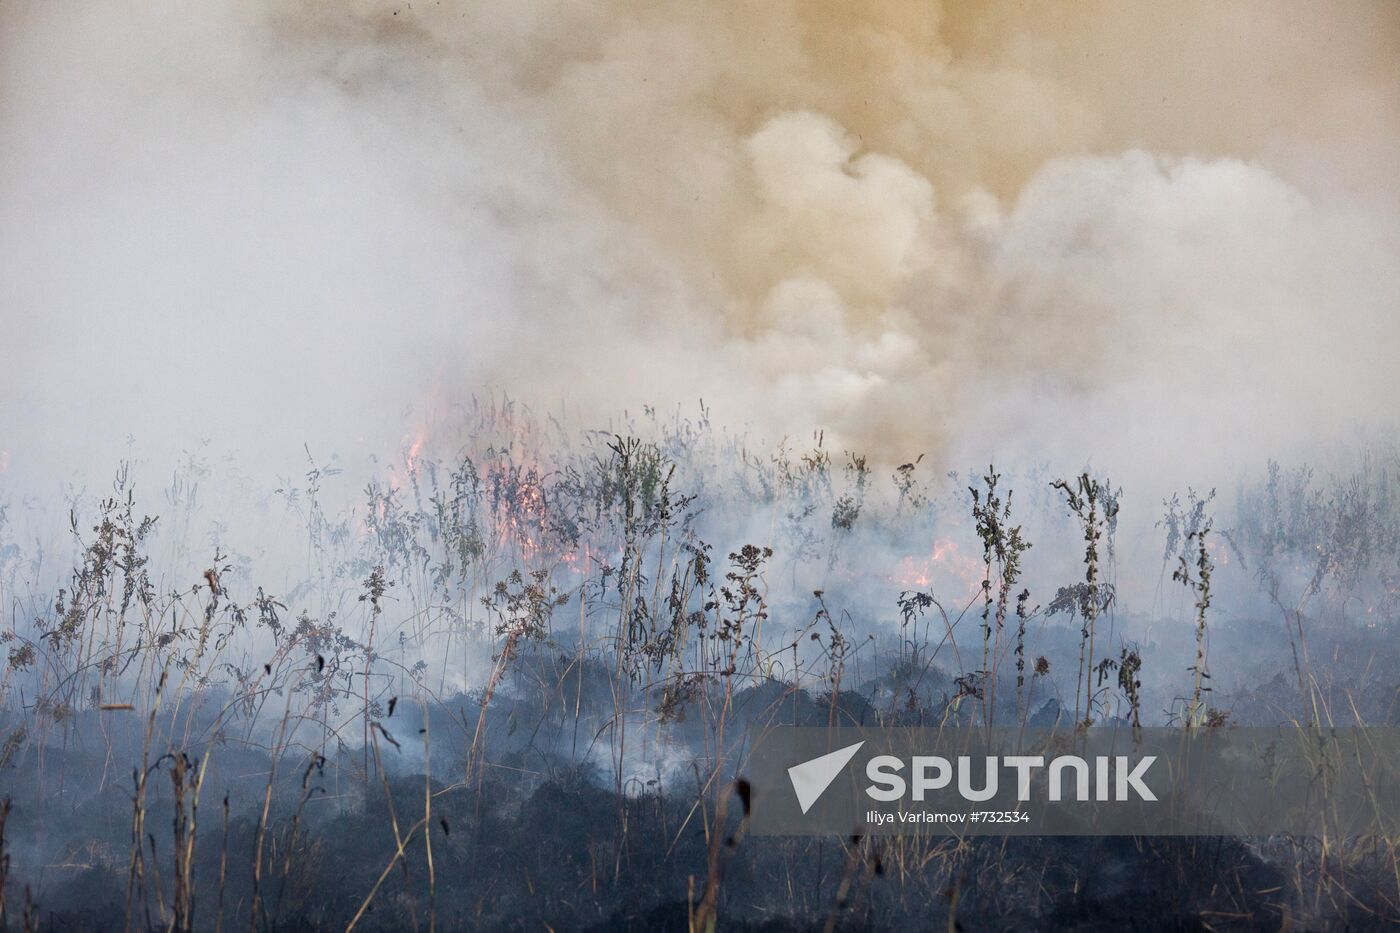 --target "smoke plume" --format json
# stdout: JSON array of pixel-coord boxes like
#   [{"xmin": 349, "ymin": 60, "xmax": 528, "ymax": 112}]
[{"xmin": 3, "ymin": 0, "xmax": 1398, "ymax": 492}]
